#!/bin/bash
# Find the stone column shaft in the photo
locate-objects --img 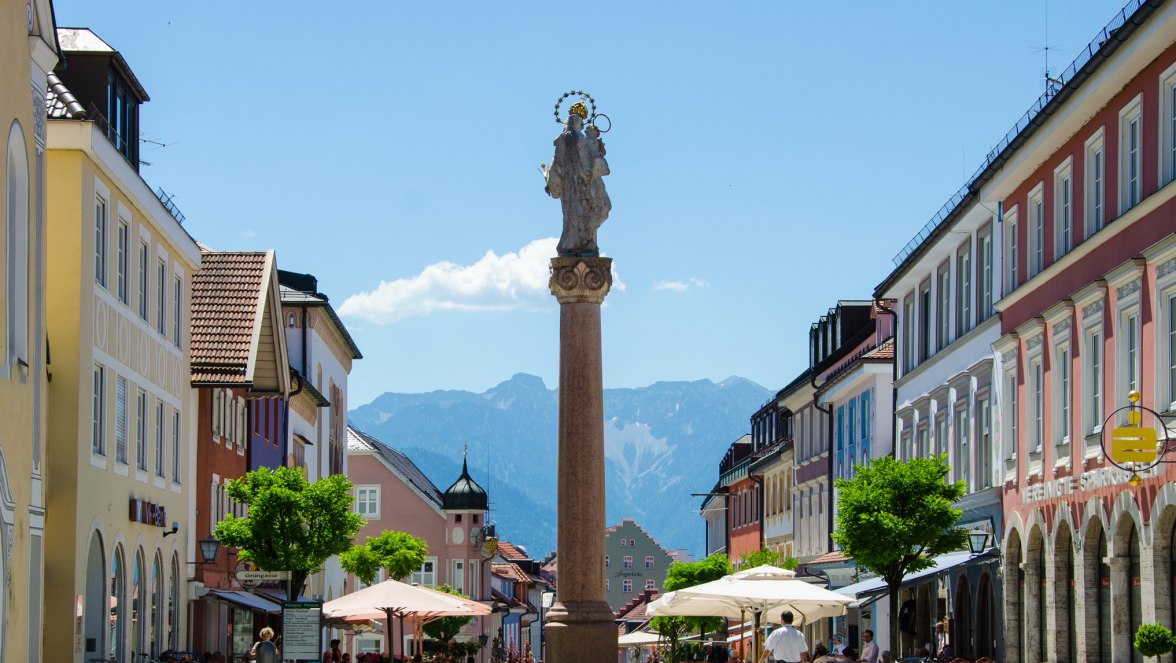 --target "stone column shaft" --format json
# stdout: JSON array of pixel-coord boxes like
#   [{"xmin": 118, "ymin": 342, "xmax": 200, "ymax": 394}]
[{"xmin": 544, "ymin": 256, "xmax": 618, "ymax": 663}]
